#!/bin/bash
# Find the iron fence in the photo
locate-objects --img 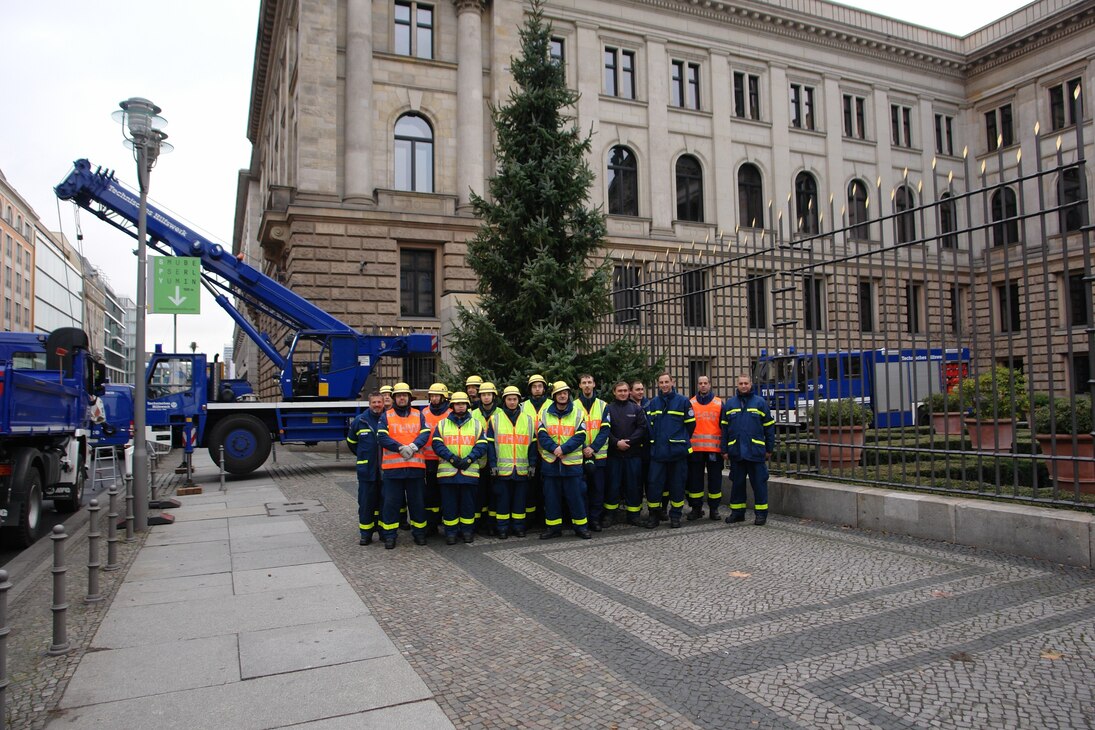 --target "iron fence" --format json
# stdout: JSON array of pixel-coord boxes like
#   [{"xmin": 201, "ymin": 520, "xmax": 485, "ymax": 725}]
[{"xmin": 594, "ymin": 112, "xmax": 1094, "ymax": 509}]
